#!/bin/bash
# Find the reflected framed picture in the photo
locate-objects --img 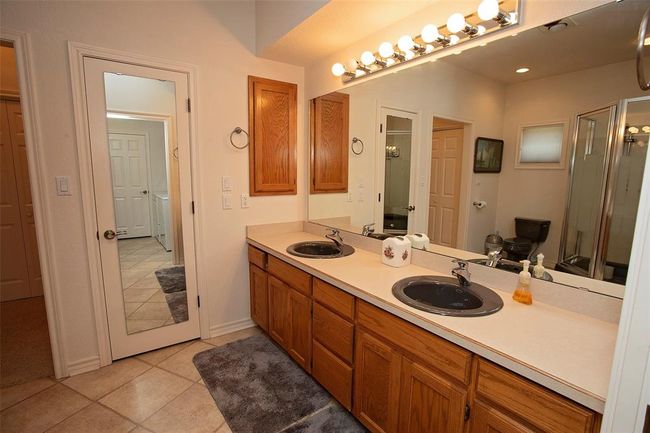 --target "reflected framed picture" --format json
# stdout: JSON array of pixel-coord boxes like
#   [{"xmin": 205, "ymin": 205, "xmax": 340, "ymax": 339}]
[{"xmin": 474, "ymin": 137, "xmax": 504, "ymax": 173}]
